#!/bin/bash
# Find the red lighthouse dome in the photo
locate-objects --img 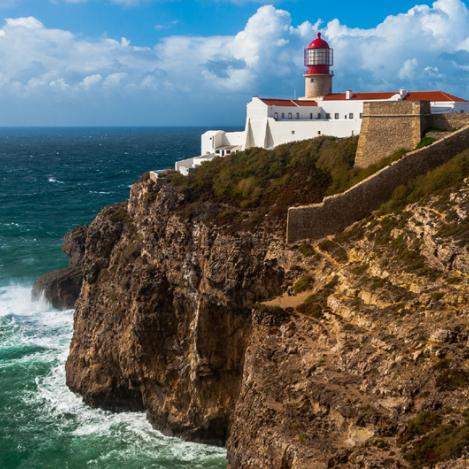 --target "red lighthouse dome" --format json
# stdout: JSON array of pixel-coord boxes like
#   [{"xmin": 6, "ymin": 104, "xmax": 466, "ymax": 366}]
[{"xmin": 304, "ymin": 32, "xmax": 333, "ymax": 75}]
